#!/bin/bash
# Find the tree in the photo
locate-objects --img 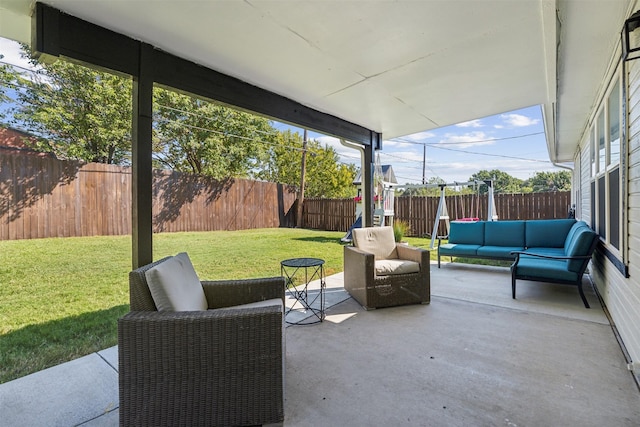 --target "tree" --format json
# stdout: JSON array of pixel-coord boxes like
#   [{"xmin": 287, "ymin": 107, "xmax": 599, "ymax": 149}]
[
  {"xmin": 3, "ymin": 45, "xmax": 277, "ymax": 177},
  {"xmin": 526, "ymin": 170, "xmax": 572, "ymax": 192},
  {"xmin": 397, "ymin": 177, "xmax": 445, "ymax": 197},
  {"xmin": 0, "ymin": 58, "xmax": 15, "ymax": 121},
  {"xmin": 8, "ymin": 48, "xmax": 133, "ymax": 164},
  {"xmin": 258, "ymin": 130, "xmax": 357, "ymax": 198},
  {"xmin": 153, "ymin": 88, "xmax": 274, "ymax": 179},
  {"xmin": 468, "ymin": 169, "xmax": 524, "ymax": 194}
]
